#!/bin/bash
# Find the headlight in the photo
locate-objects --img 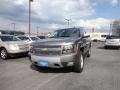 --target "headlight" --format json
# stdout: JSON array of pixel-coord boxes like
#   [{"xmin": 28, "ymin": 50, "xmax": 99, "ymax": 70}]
[
  {"xmin": 29, "ymin": 45, "xmax": 34, "ymax": 53},
  {"xmin": 62, "ymin": 44, "xmax": 77, "ymax": 54},
  {"xmin": 9, "ymin": 44, "xmax": 19, "ymax": 50}
]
